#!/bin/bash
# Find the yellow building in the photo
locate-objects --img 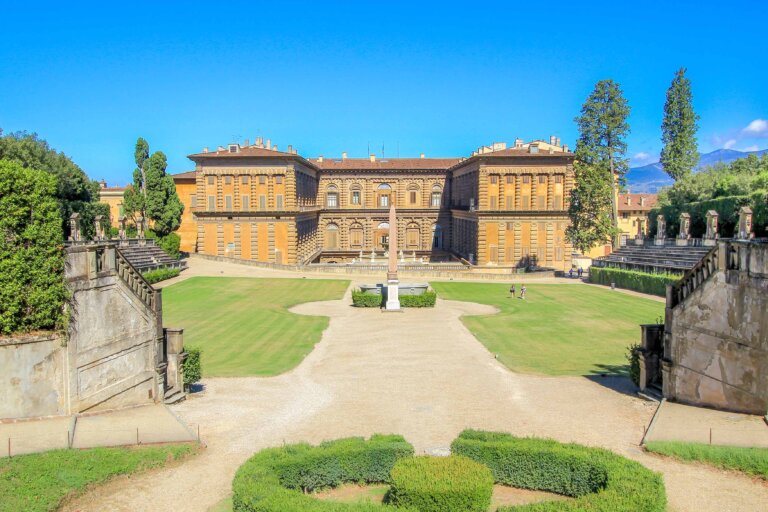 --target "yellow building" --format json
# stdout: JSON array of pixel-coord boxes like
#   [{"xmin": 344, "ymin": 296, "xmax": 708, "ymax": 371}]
[
  {"xmin": 185, "ymin": 136, "xmax": 575, "ymax": 270},
  {"xmin": 97, "ymin": 180, "xmax": 126, "ymax": 225},
  {"xmin": 617, "ymin": 193, "xmax": 657, "ymax": 245},
  {"xmin": 171, "ymin": 171, "xmax": 198, "ymax": 253}
]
